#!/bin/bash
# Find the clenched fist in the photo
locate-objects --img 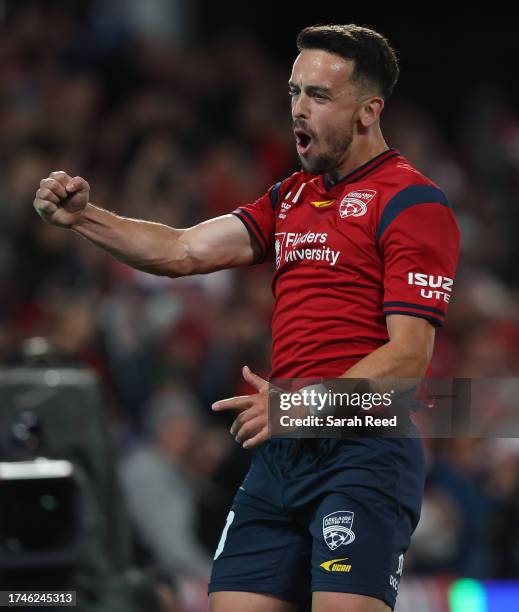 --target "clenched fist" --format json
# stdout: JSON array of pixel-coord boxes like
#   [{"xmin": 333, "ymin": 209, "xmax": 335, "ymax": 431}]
[{"xmin": 33, "ymin": 171, "xmax": 90, "ymax": 228}]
